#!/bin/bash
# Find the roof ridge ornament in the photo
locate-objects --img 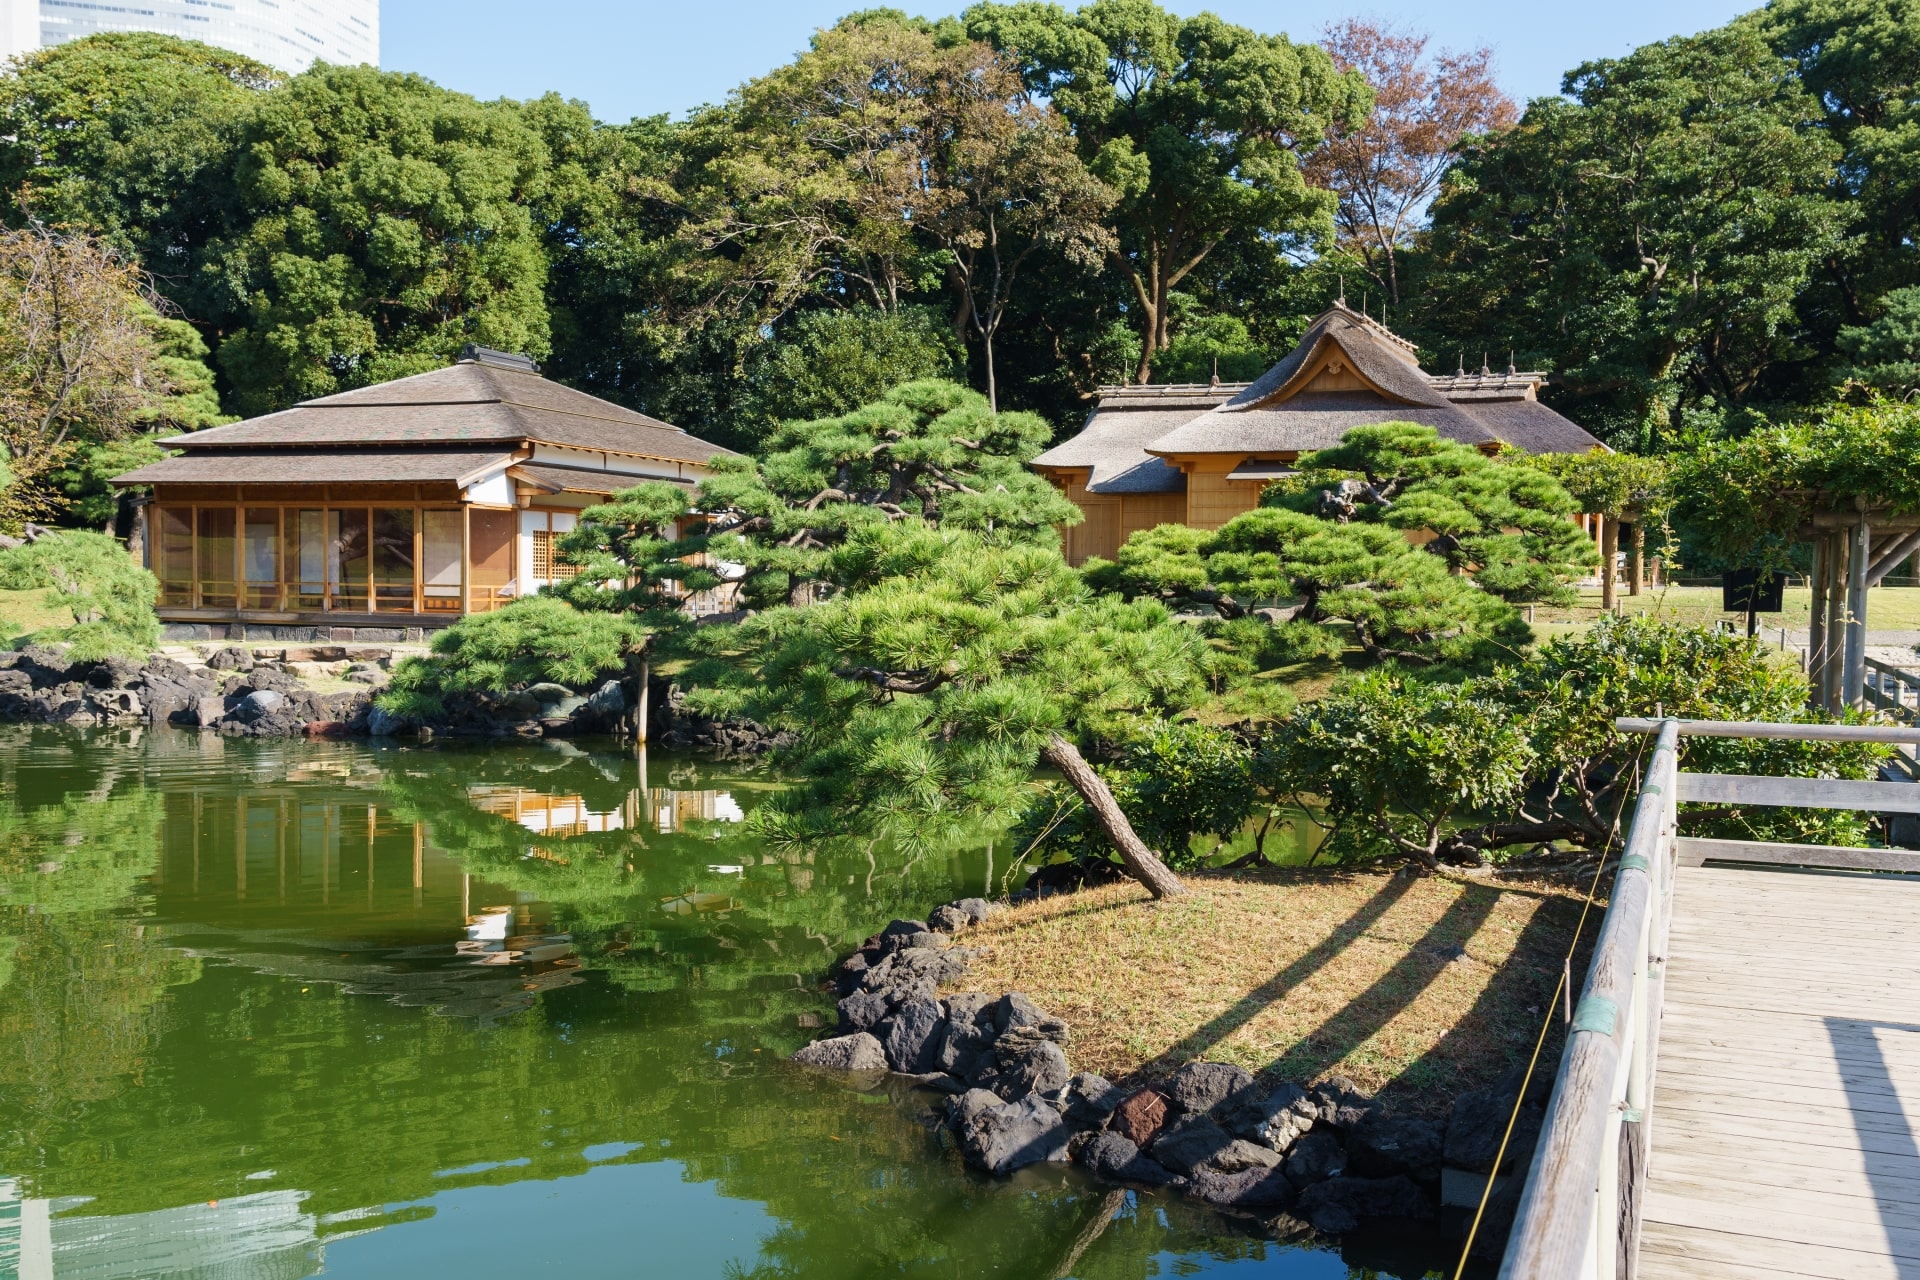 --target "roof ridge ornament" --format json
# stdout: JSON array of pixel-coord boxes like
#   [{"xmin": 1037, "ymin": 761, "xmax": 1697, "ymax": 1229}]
[{"xmin": 458, "ymin": 344, "xmax": 541, "ymax": 374}]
